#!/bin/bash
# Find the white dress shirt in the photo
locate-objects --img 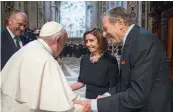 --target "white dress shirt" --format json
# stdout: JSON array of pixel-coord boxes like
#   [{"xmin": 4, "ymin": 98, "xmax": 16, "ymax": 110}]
[{"xmin": 6, "ymin": 27, "xmax": 23, "ymax": 48}]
